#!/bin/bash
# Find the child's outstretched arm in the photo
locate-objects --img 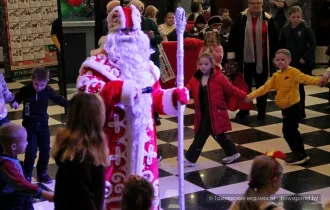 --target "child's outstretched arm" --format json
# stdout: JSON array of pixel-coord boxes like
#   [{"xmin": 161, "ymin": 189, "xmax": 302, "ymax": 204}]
[
  {"xmin": 294, "ymin": 69, "xmax": 320, "ymax": 86},
  {"xmin": 11, "ymin": 86, "xmax": 25, "ymax": 109},
  {"xmin": 246, "ymin": 76, "xmax": 276, "ymax": 102},
  {"xmin": 0, "ymin": 159, "xmax": 53, "ymax": 201},
  {"xmin": 220, "ymin": 74, "xmax": 247, "ymax": 100},
  {"xmin": 49, "ymin": 86, "xmax": 68, "ymax": 107}
]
